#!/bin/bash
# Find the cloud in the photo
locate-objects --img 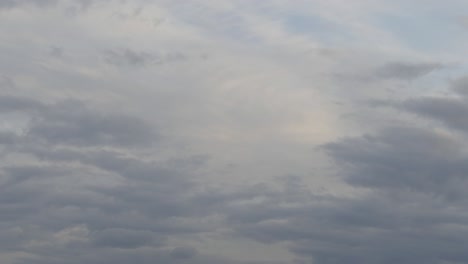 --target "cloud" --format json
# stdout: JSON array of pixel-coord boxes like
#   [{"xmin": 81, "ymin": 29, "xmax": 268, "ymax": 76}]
[
  {"xmin": 214, "ymin": 125, "xmax": 468, "ymax": 264},
  {"xmin": 403, "ymin": 97, "xmax": 468, "ymax": 132},
  {"xmin": 324, "ymin": 125, "xmax": 467, "ymax": 192},
  {"xmin": 4, "ymin": 0, "xmax": 468, "ymax": 263},
  {"xmin": 30, "ymin": 103, "xmax": 156, "ymax": 147},
  {"xmin": 0, "ymin": 94, "xmax": 222, "ymax": 263},
  {"xmin": 0, "ymin": 96, "xmax": 156, "ymax": 147},
  {"xmin": 193, "ymin": 71, "xmax": 468, "ymax": 263},
  {"xmin": 102, "ymin": 48, "xmax": 187, "ymax": 68},
  {"xmin": 170, "ymin": 246, "xmax": 198, "ymax": 259},
  {"xmin": 49, "ymin": 46, "xmax": 63, "ymax": 58},
  {"xmin": 0, "ymin": 0, "xmax": 57, "ymax": 9},
  {"xmin": 103, "ymin": 49, "xmax": 154, "ymax": 67},
  {"xmin": 0, "ymin": 75, "xmax": 16, "ymax": 90},
  {"xmin": 92, "ymin": 228, "xmax": 164, "ymax": 249},
  {"xmin": 373, "ymin": 62, "xmax": 443, "ymax": 81},
  {"xmin": 0, "ymin": 95, "xmax": 45, "ymax": 112},
  {"xmin": 450, "ymin": 75, "xmax": 468, "ymax": 96},
  {"xmin": 245, "ymin": 75, "xmax": 468, "ymax": 263}
]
